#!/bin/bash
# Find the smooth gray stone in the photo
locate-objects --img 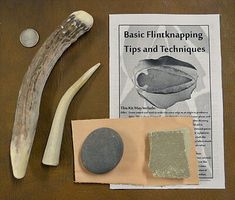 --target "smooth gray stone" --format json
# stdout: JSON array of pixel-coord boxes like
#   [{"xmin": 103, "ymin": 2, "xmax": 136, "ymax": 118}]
[{"xmin": 80, "ymin": 127, "xmax": 123, "ymax": 174}]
